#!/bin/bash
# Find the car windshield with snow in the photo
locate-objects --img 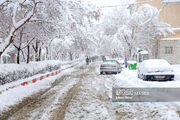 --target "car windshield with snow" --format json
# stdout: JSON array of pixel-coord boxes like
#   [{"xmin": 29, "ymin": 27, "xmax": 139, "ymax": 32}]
[{"xmin": 138, "ymin": 59, "xmax": 174, "ymax": 81}]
